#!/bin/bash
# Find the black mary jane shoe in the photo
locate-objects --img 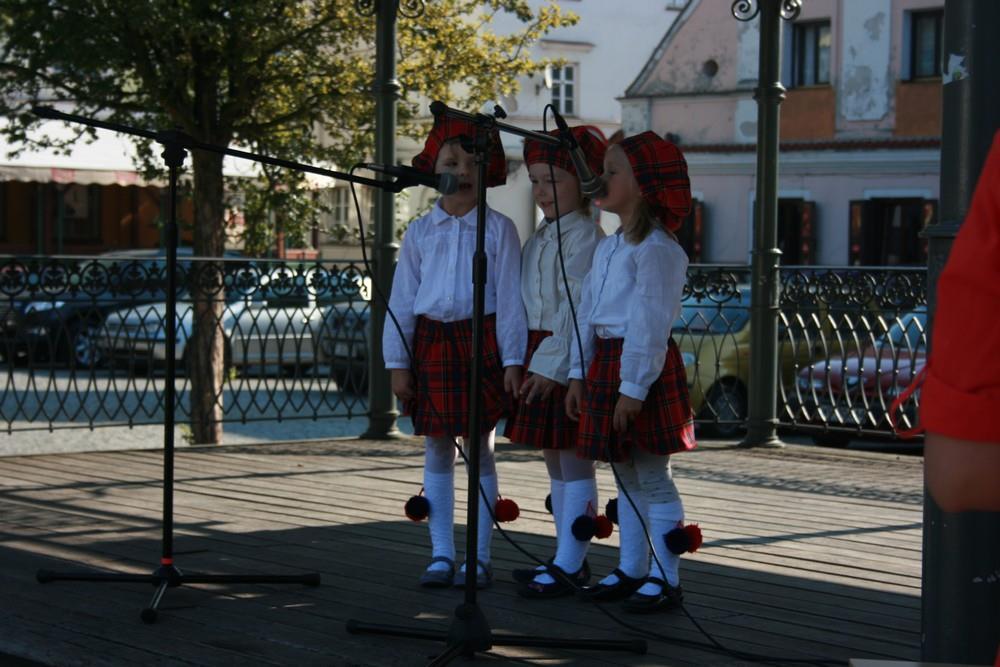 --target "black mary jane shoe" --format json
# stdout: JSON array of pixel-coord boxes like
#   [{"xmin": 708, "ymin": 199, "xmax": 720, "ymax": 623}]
[
  {"xmin": 517, "ymin": 563, "xmax": 589, "ymax": 599},
  {"xmin": 621, "ymin": 576, "xmax": 684, "ymax": 614},
  {"xmin": 512, "ymin": 557, "xmax": 589, "ymax": 585},
  {"xmin": 511, "ymin": 557, "xmax": 553, "ymax": 585},
  {"xmin": 578, "ymin": 568, "xmax": 645, "ymax": 602}
]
